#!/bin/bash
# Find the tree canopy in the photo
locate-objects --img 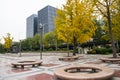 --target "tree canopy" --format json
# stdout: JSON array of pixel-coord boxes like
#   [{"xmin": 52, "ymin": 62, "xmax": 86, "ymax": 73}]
[
  {"xmin": 55, "ymin": 0, "xmax": 96, "ymax": 55},
  {"xmin": 43, "ymin": 31, "xmax": 57, "ymax": 47},
  {"xmin": 3, "ymin": 33, "xmax": 13, "ymax": 49},
  {"xmin": 93, "ymin": 0, "xmax": 119, "ymax": 57},
  {"xmin": 112, "ymin": 0, "xmax": 120, "ymax": 41}
]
